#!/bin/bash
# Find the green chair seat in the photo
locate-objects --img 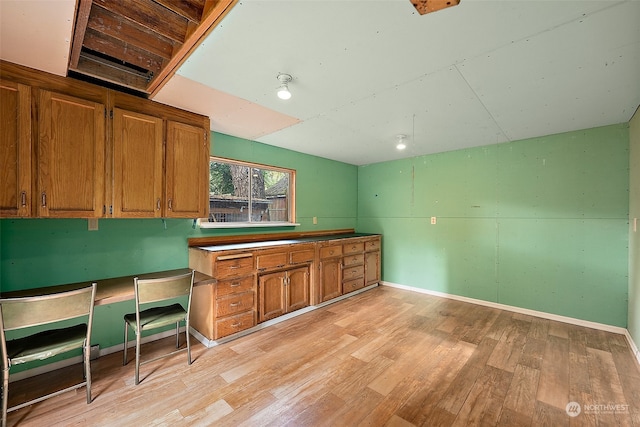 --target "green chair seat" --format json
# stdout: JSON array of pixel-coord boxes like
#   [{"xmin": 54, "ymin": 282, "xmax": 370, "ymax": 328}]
[
  {"xmin": 7, "ymin": 323, "xmax": 87, "ymax": 365},
  {"xmin": 124, "ymin": 304, "xmax": 186, "ymax": 332}
]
